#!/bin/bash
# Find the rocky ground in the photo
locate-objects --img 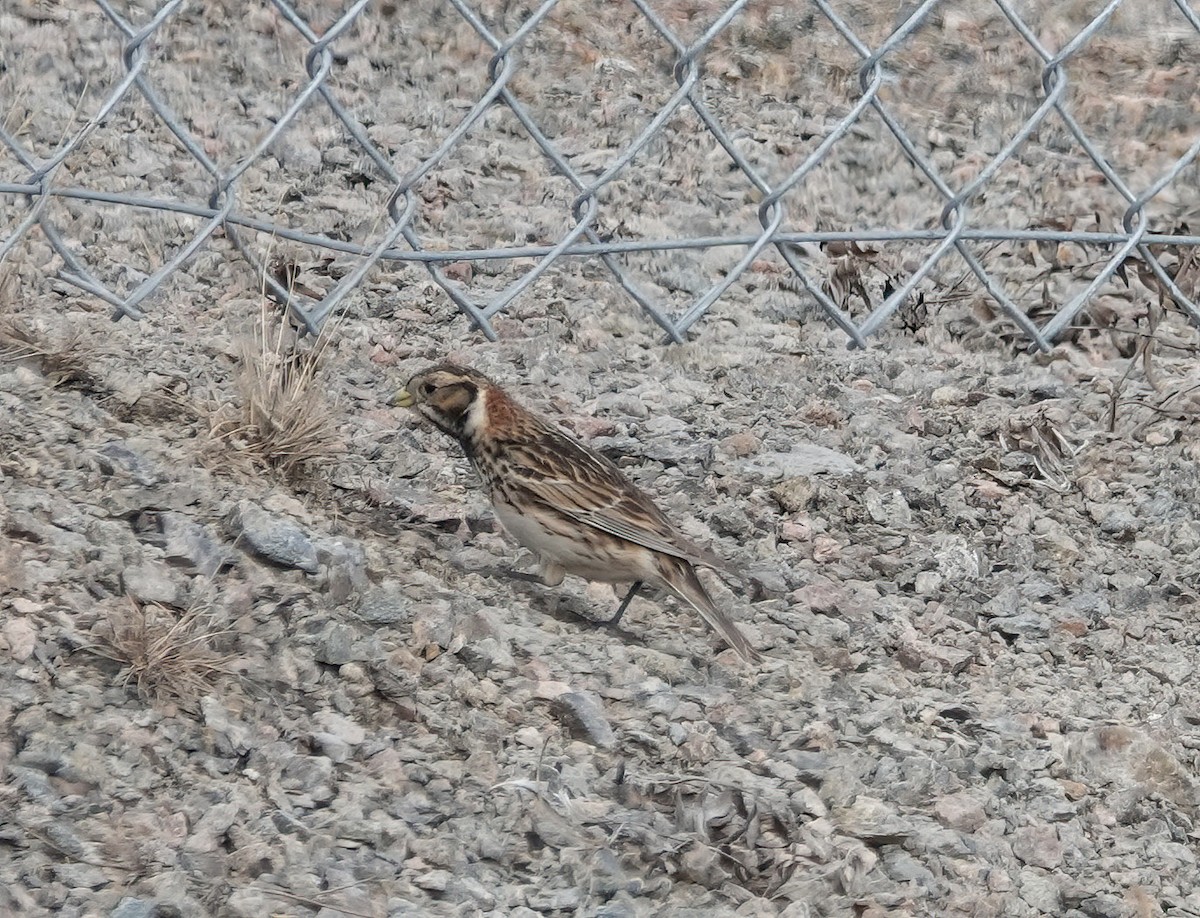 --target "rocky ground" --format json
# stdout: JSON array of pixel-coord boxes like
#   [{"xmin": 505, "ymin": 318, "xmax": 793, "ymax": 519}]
[{"xmin": 4, "ymin": 2, "xmax": 1200, "ymax": 917}]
